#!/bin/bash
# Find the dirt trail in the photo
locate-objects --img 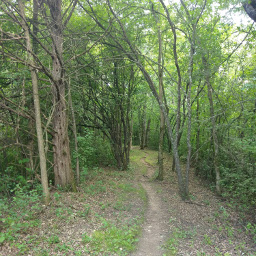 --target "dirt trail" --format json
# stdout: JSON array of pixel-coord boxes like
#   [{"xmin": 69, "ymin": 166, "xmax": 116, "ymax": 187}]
[
  {"xmin": 131, "ymin": 156, "xmax": 170, "ymax": 256},
  {"xmin": 131, "ymin": 148, "xmax": 256, "ymax": 256}
]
